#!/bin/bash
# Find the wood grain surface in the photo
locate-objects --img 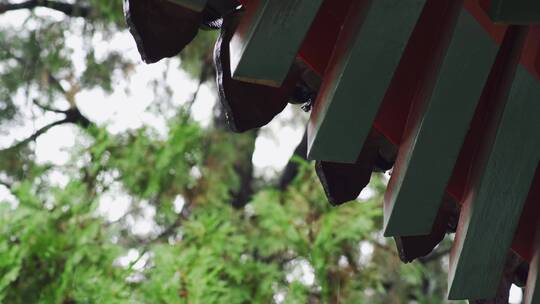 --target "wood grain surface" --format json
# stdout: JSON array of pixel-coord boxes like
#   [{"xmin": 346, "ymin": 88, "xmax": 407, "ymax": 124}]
[
  {"xmin": 448, "ymin": 62, "xmax": 540, "ymax": 300},
  {"xmin": 229, "ymin": 0, "xmax": 323, "ymax": 87},
  {"xmin": 307, "ymin": 0, "xmax": 426, "ymax": 163},
  {"xmin": 384, "ymin": 8, "xmax": 499, "ymax": 237}
]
